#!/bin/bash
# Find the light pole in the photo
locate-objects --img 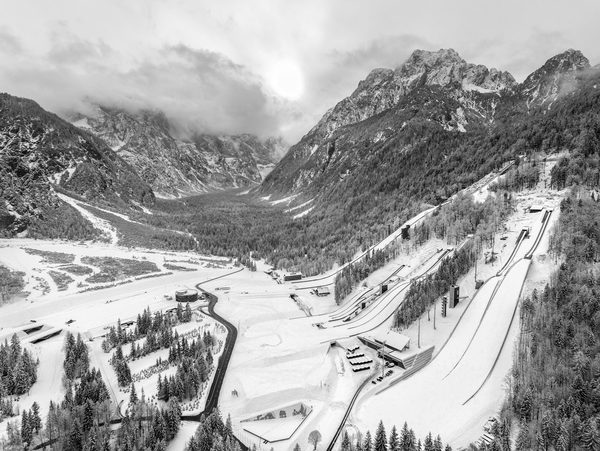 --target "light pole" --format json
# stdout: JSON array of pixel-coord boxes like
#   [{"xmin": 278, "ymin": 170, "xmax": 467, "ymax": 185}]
[{"xmin": 381, "ymin": 340, "xmax": 386, "ymax": 378}]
